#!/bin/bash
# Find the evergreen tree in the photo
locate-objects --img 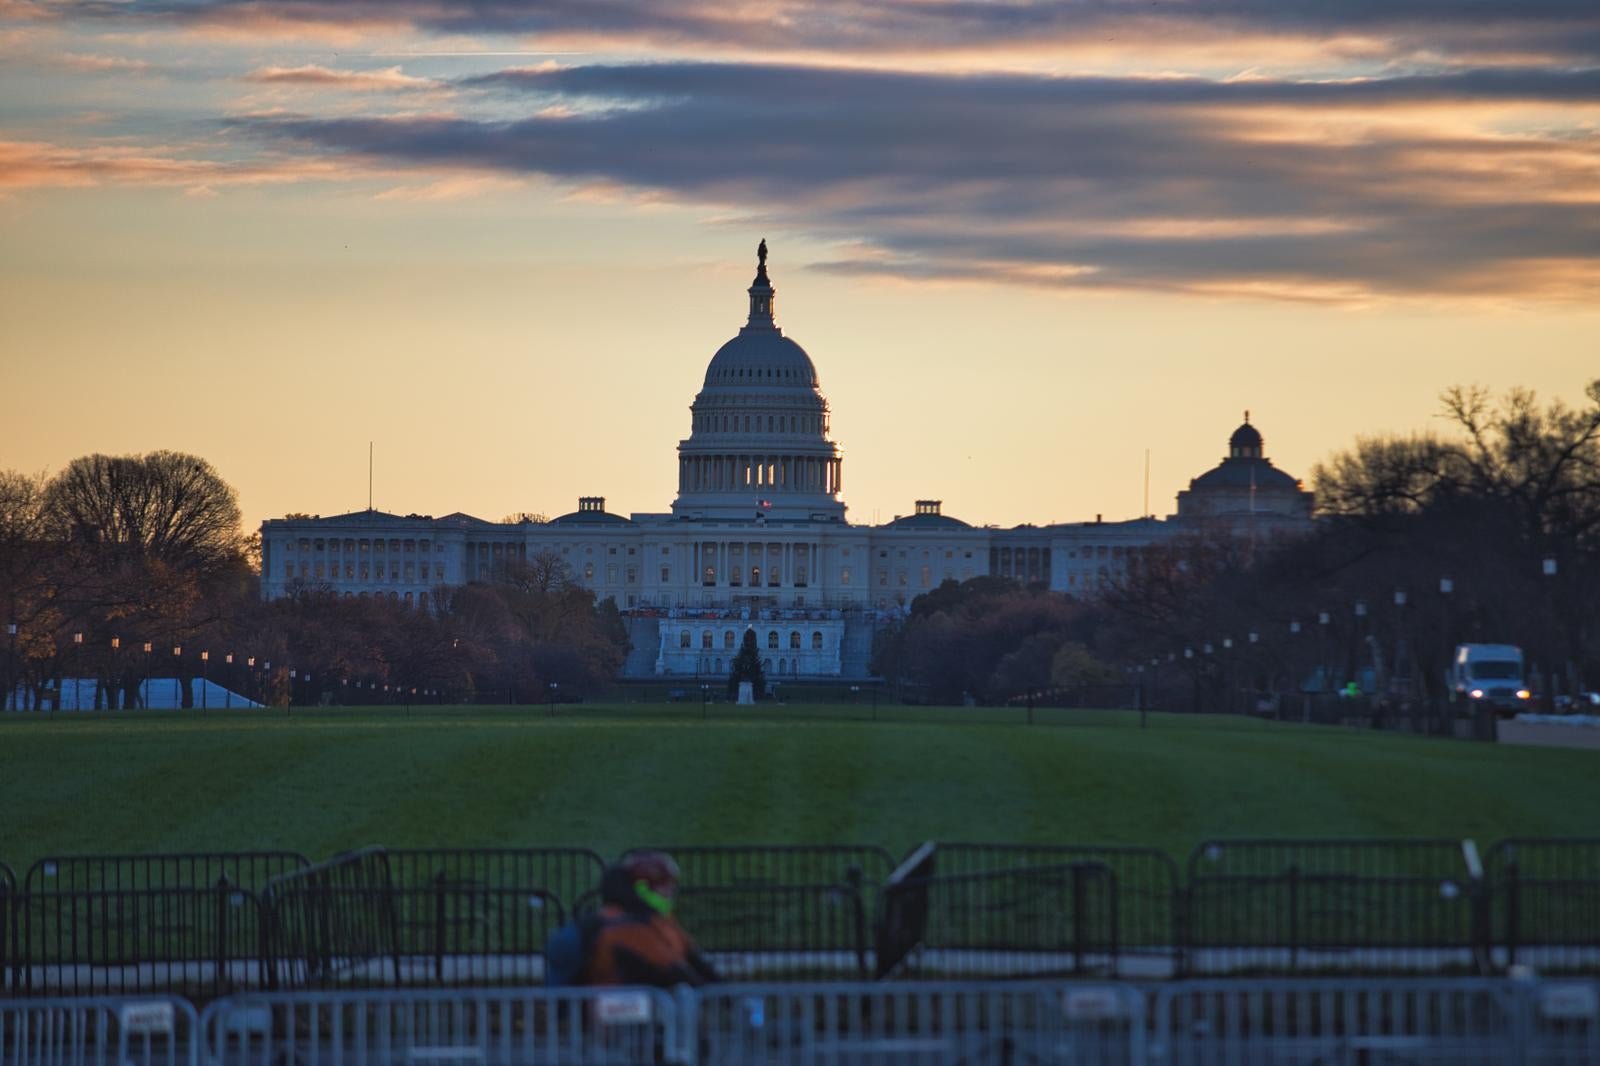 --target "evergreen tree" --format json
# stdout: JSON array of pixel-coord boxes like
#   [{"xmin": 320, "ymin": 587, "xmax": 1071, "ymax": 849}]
[{"xmin": 727, "ymin": 627, "xmax": 765, "ymax": 700}]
